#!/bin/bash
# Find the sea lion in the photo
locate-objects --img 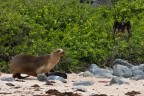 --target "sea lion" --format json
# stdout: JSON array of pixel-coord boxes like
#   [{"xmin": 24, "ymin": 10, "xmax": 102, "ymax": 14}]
[{"xmin": 10, "ymin": 48, "xmax": 64, "ymax": 79}]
